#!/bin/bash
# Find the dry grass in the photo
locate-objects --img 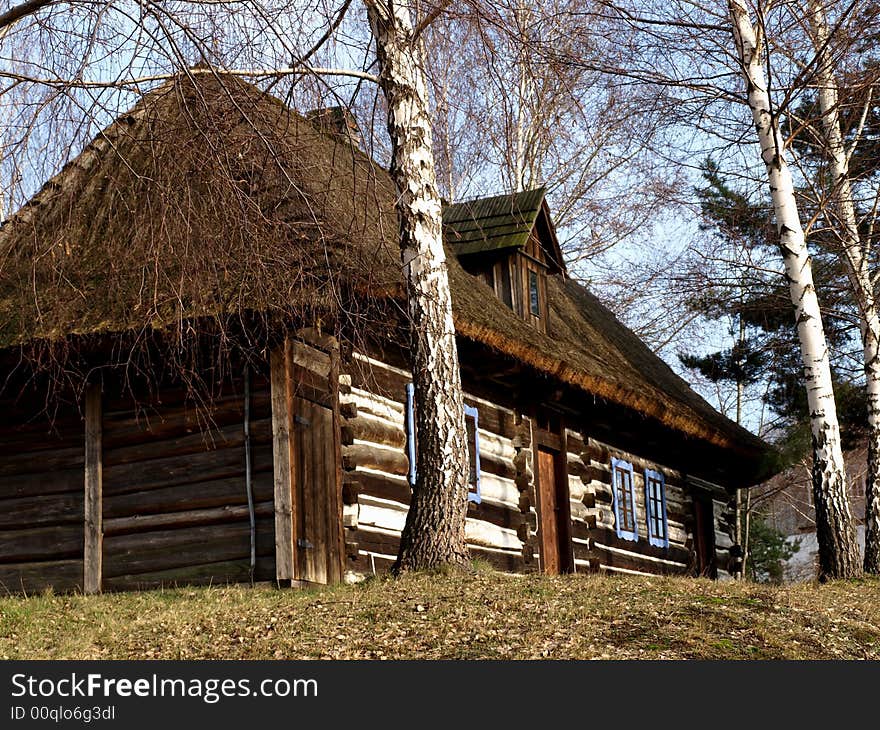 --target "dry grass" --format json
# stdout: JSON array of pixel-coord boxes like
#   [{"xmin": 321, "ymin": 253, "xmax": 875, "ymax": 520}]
[{"xmin": 1, "ymin": 571, "xmax": 879, "ymax": 660}]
